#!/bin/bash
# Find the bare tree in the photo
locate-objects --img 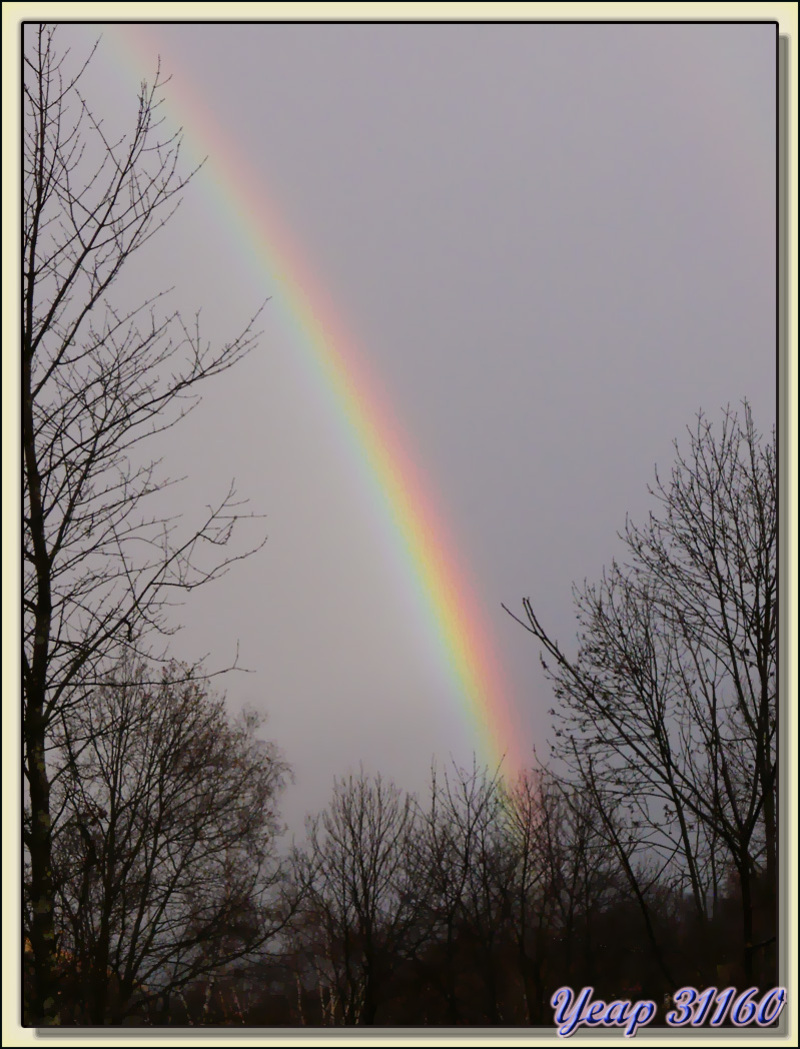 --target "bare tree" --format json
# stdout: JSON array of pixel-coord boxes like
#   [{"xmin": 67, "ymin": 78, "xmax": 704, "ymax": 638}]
[
  {"xmin": 499, "ymin": 770, "xmax": 552, "ymax": 1024},
  {"xmin": 23, "ymin": 25, "xmax": 264, "ymax": 1022},
  {"xmin": 505, "ymin": 402, "xmax": 777, "ymax": 985},
  {"xmin": 290, "ymin": 771, "xmax": 419, "ymax": 1025},
  {"xmin": 32, "ymin": 660, "xmax": 289, "ymax": 1025},
  {"xmin": 500, "ymin": 768, "xmax": 598, "ymax": 1019},
  {"xmin": 411, "ymin": 760, "xmax": 515, "ymax": 1024}
]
